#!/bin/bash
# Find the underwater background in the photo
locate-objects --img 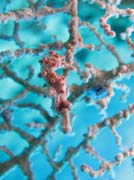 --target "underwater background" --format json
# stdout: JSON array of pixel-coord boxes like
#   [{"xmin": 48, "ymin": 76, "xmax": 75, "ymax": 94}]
[{"xmin": 0, "ymin": 0, "xmax": 134, "ymax": 180}]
